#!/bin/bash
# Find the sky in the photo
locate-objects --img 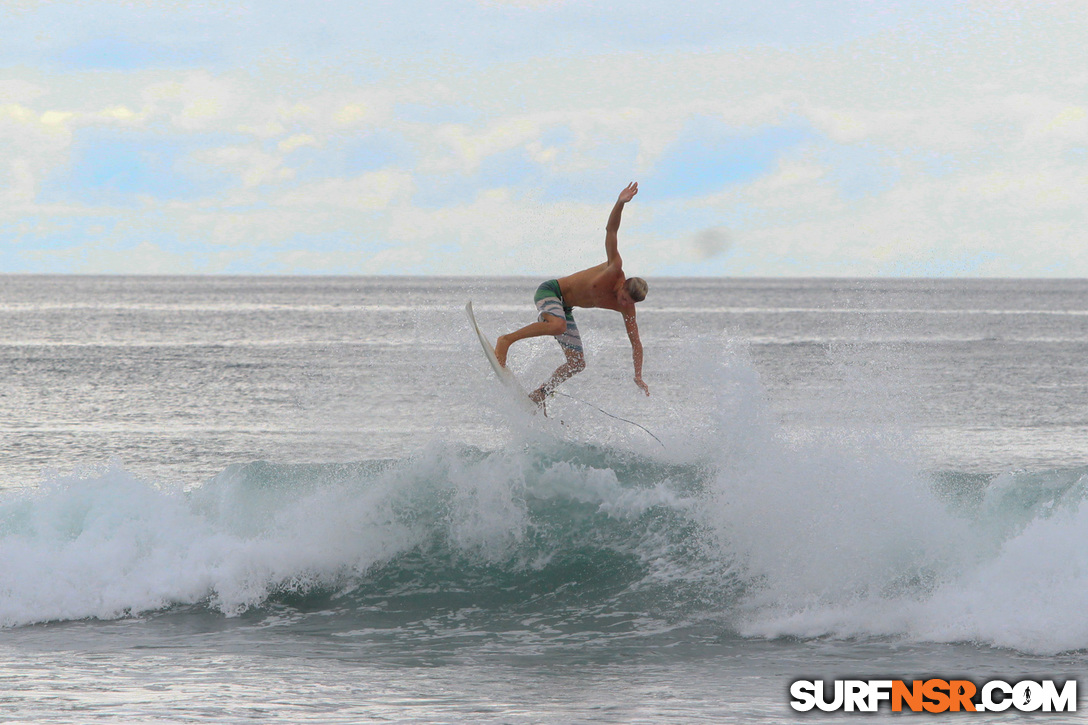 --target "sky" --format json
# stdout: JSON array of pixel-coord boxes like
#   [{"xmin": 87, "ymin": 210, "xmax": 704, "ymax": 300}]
[{"xmin": 1, "ymin": 0, "xmax": 1086, "ymax": 277}]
